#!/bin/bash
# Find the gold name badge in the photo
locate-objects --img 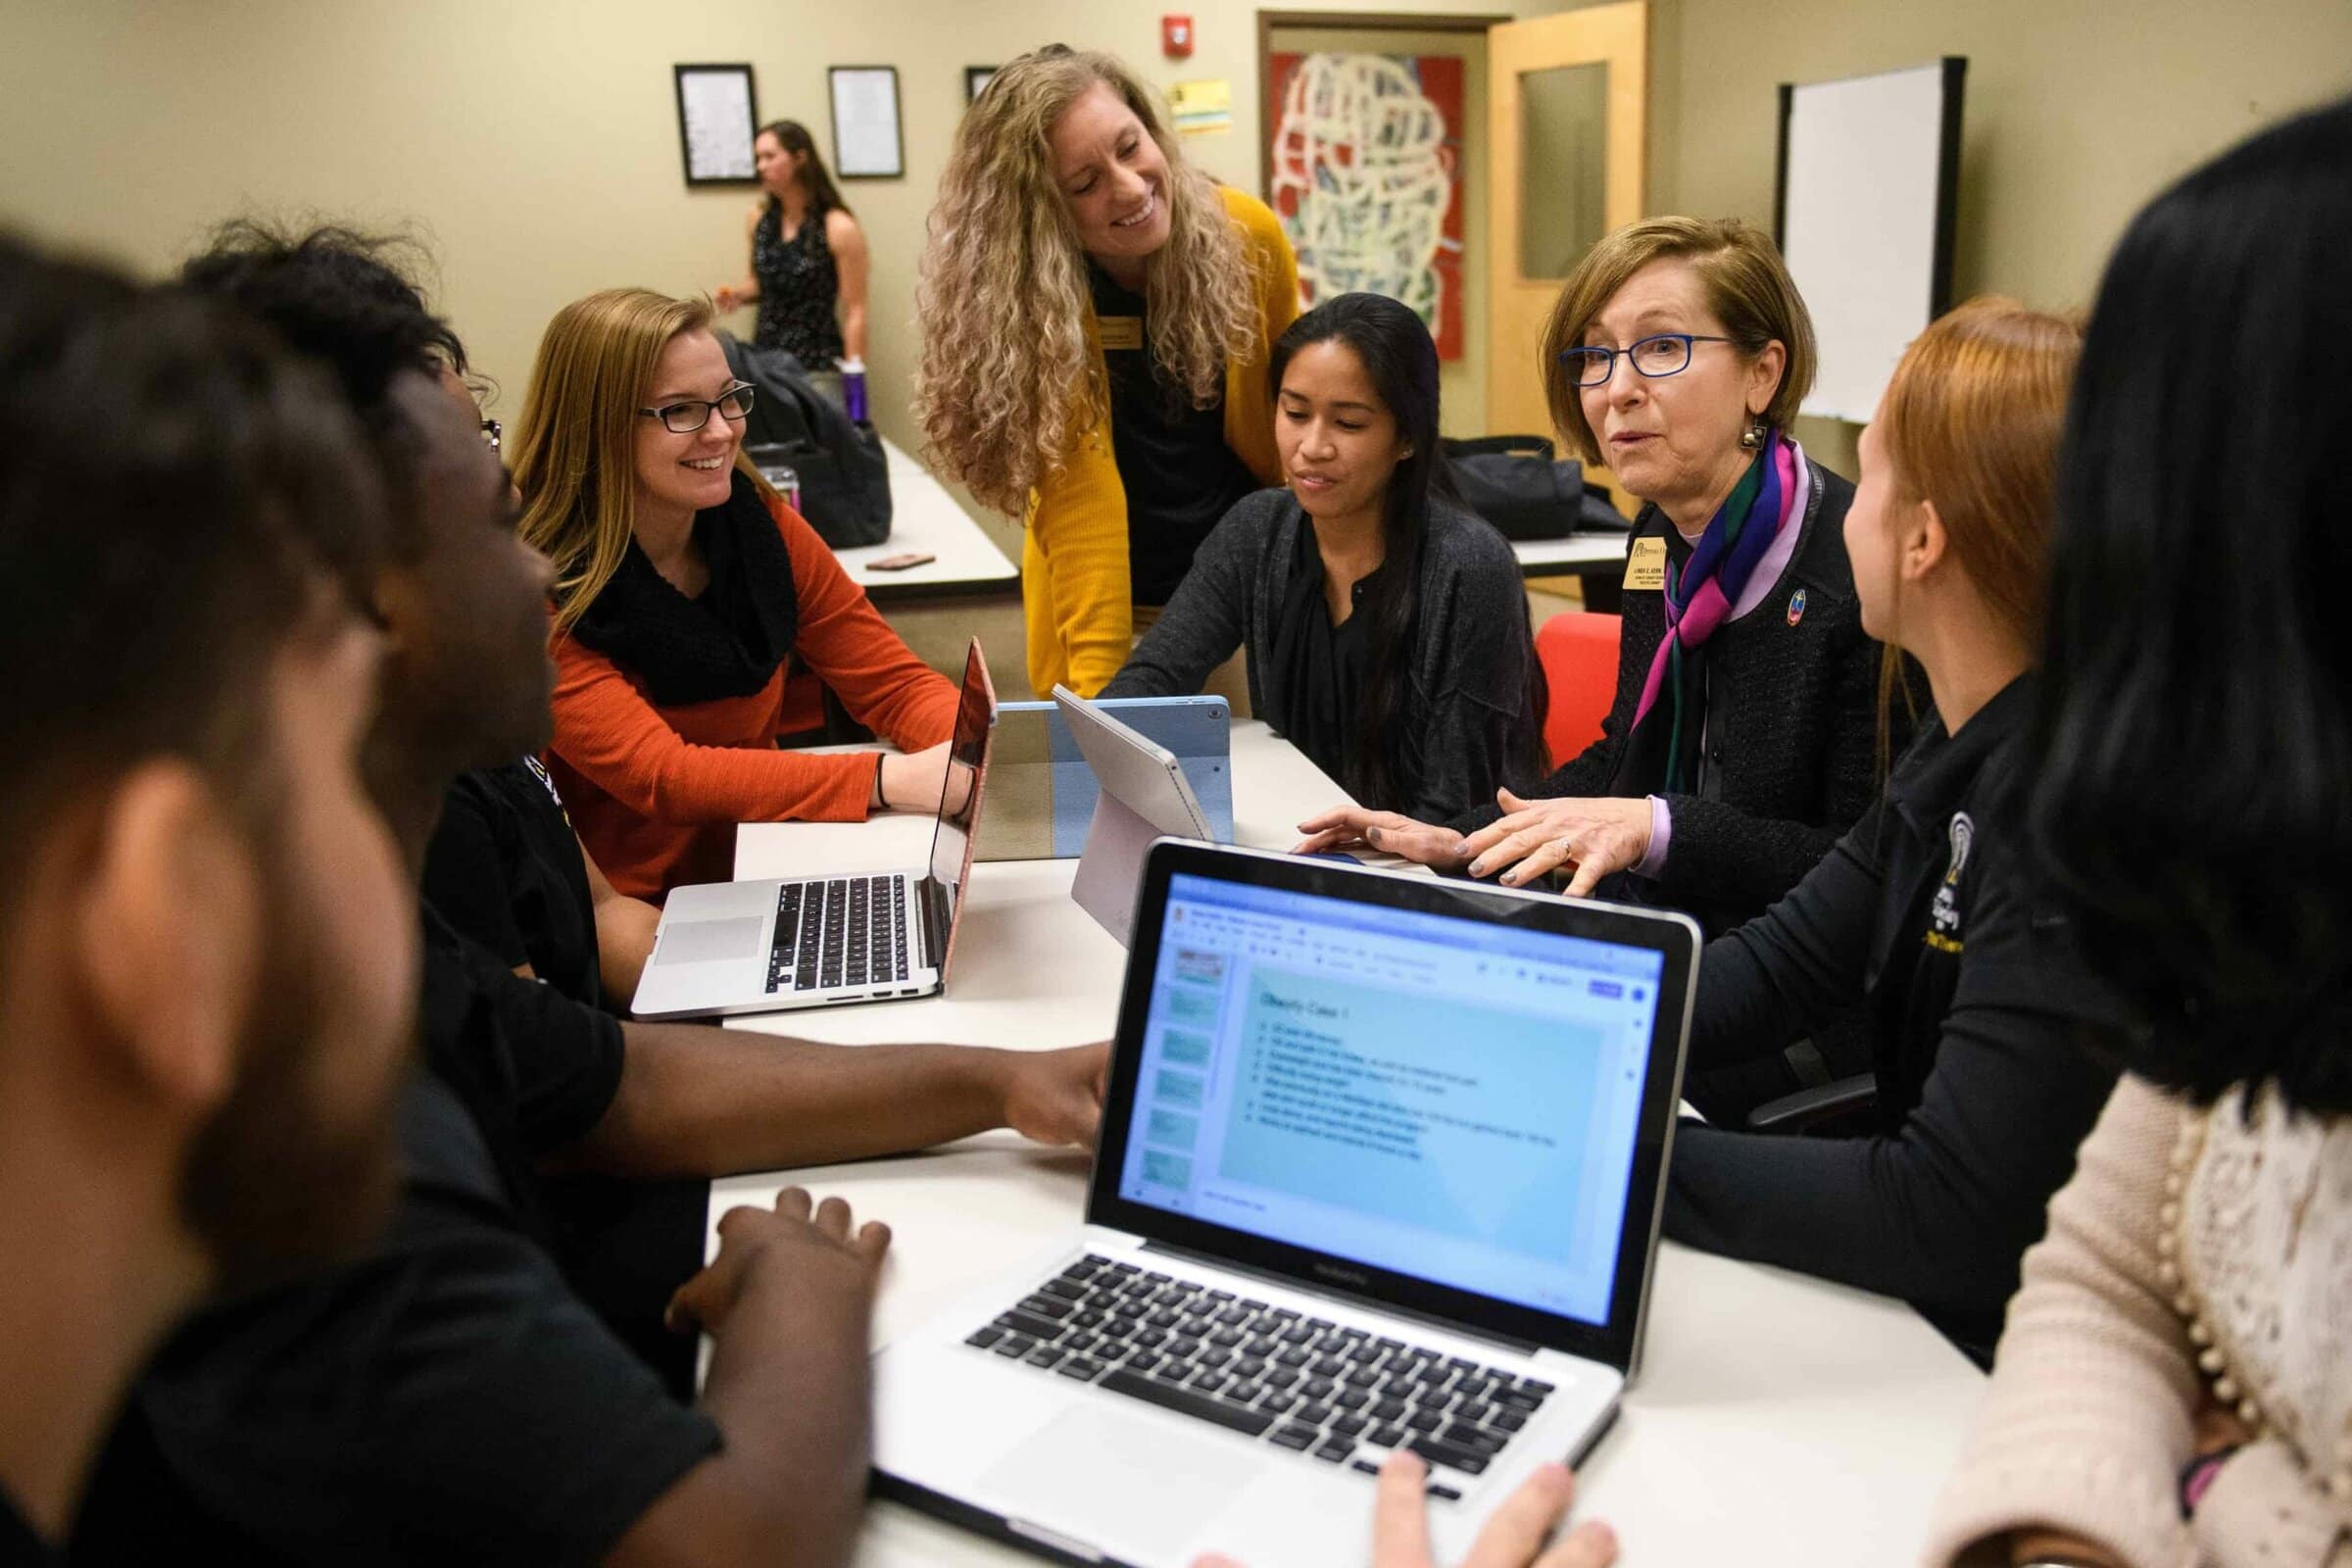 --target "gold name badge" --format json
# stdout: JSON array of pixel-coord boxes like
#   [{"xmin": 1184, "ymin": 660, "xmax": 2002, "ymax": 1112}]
[
  {"xmin": 1623, "ymin": 535, "xmax": 1668, "ymax": 591},
  {"xmin": 1099, "ymin": 316, "xmax": 1145, "ymax": 351}
]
